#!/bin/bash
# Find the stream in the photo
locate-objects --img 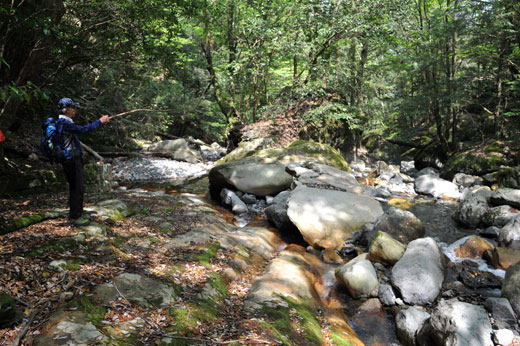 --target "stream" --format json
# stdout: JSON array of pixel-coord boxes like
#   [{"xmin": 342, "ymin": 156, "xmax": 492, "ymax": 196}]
[{"xmin": 115, "ymin": 157, "xmax": 507, "ymax": 346}]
